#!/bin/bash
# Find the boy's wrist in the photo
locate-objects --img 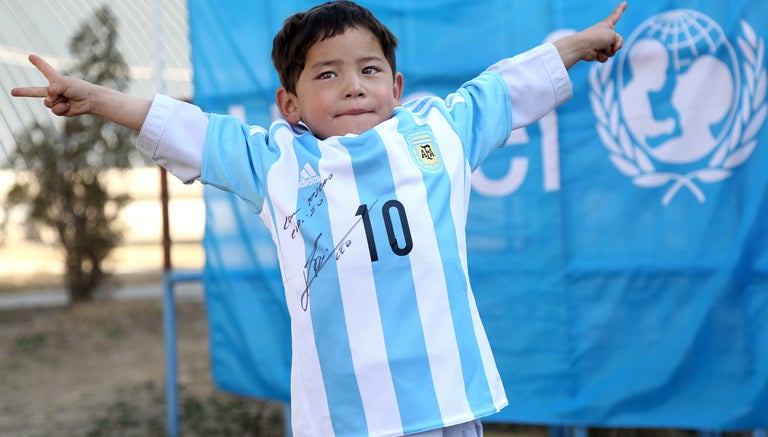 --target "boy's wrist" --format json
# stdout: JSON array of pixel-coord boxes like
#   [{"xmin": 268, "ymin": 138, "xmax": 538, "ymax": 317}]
[
  {"xmin": 90, "ymin": 84, "xmax": 150, "ymax": 131},
  {"xmin": 88, "ymin": 83, "xmax": 103, "ymax": 117},
  {"xmin": 553, "ymin": 33, "xmax": 586, "ymax": 70},
  {"xmin": 88, "ymin": 82, "xmax": 117, "ymax": 118}
]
